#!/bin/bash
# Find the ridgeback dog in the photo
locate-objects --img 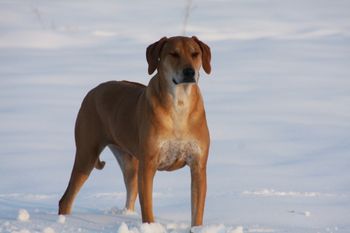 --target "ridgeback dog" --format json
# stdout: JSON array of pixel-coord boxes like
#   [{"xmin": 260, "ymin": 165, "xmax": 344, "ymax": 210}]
[{"xmin": 58, "ymin": 36, "xmax": 211, "ymax": 227}]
